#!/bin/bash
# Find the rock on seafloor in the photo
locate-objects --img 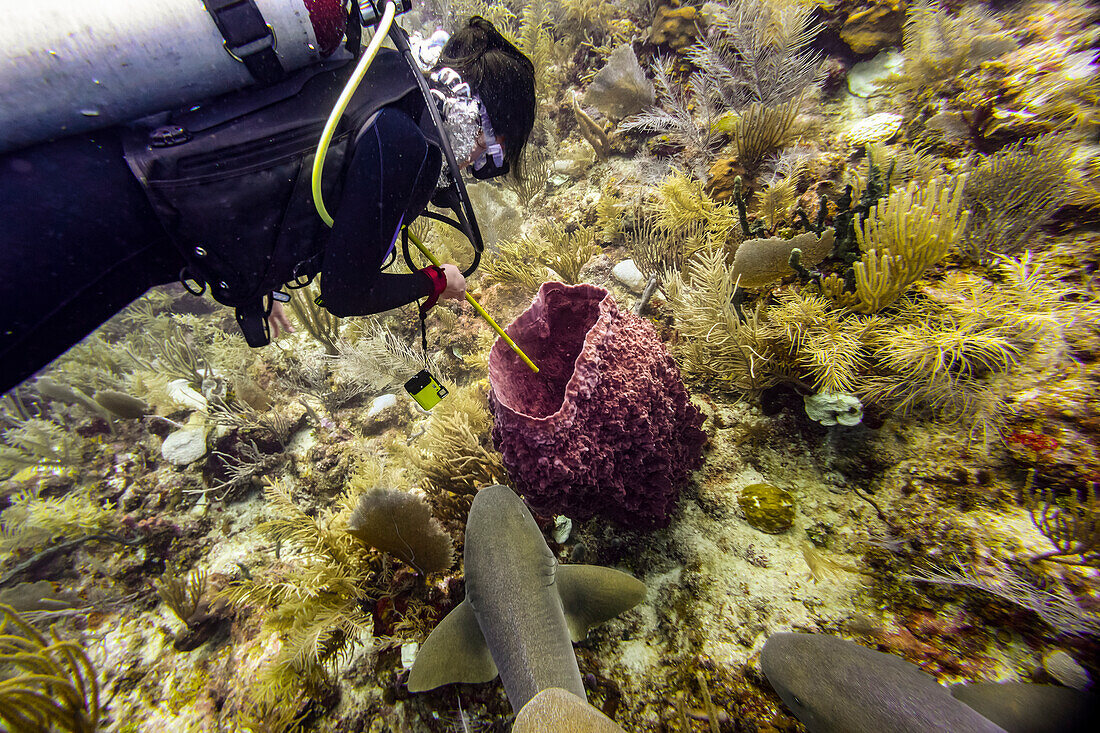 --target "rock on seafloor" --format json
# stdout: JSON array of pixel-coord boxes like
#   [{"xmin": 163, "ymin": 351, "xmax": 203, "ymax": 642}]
[
  {"xmin": 611, "ymin": 259, "xmax": 647, "ymax": 293},
  {"xmin": 161, "ymin": 426, "xmax": 209, "ymax": 465}
]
